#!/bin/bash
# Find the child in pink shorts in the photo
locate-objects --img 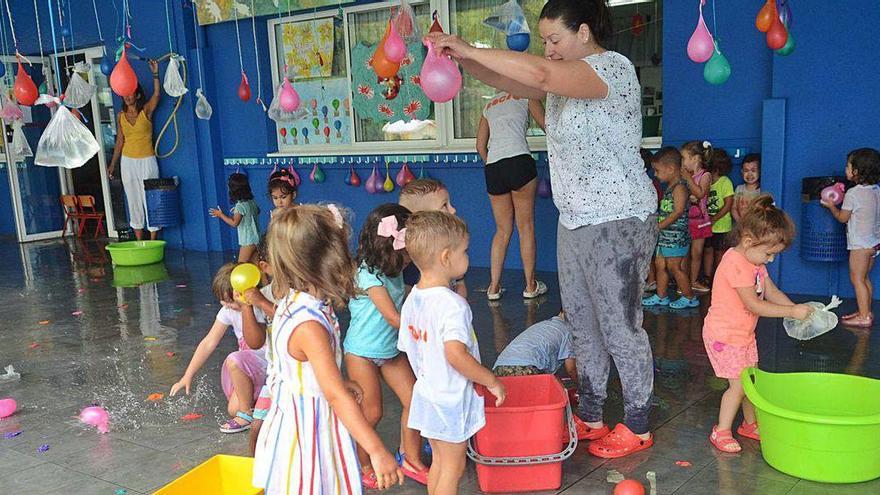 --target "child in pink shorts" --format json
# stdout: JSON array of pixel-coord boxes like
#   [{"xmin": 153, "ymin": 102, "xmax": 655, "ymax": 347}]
[{"xmin": 703, "ymin": 195, "xmax": 813, "ymax": 453}]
